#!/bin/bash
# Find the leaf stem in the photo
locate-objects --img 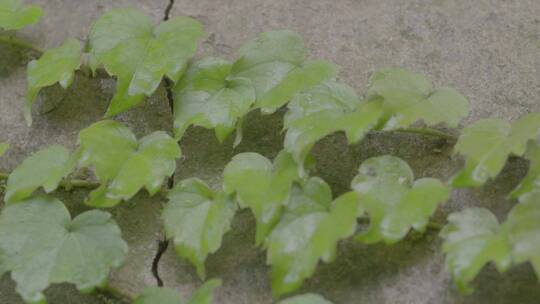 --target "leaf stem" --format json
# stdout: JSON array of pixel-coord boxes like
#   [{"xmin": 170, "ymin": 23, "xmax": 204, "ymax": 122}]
[
  {"xmin": 357, "ymin": 216, "xmax": 445, "ymax": 231},
  {"xmin": 97, "ymin": 286, "xmax": 135, "ymax": 303},
  {"xmin": 0, "ymin": 171, "xmax": 100, "ymax": 190},
  {"xmin": 0, "ymin": 35, "xmax": 44, "ymax": 54},
  {"xmin": 393, "ymin": 127, "xmax": 457, "ymax": 141}
]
